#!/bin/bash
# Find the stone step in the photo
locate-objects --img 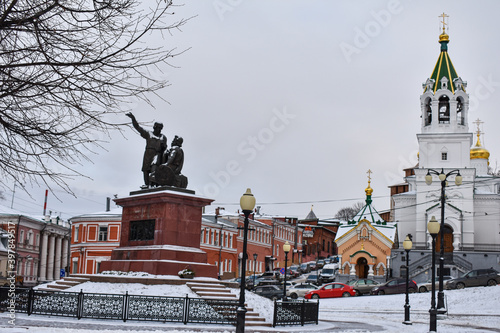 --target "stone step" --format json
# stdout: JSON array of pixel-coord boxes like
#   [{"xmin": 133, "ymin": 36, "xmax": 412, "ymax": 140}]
[
  {"xmin": 63, "ymin": 276, "xmax": 90, "ymax": 282},
  {"xmin": 36, "ymin": 288, "xmax": 58, "ymax": 292},
  {"xmin": 186, "ymin": 282, "xmax": 226, "ymax": 289},
  {"xmin": 56, "ymin": 280, "xmax": 83, "ymax": 286},
  {"xmin": 246, "ymin": 316, "xmax": 266, "ymax": 322},
  {"xmin": 195, "ymin": 290, "xmax": 233, "ymax": 296},
  {"xmin": 46, "ymin": 284, "xmax": 69, "ymax": 290},
  {"xmin": 190, "ymin": 286, "xmax": 230, "ymax": 292},
  {"xmin": 187, "ymin": 282, "xmax": 270, "ymax": 326}
]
